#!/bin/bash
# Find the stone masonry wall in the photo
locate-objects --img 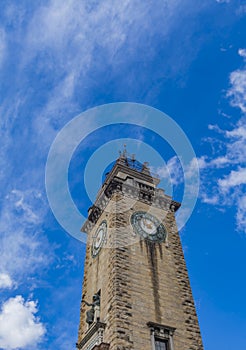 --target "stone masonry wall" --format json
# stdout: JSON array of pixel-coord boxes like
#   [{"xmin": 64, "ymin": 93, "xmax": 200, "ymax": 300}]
[{"xmin": 78, "ymin": 190, "xmax": 203, "ymax": 350}]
